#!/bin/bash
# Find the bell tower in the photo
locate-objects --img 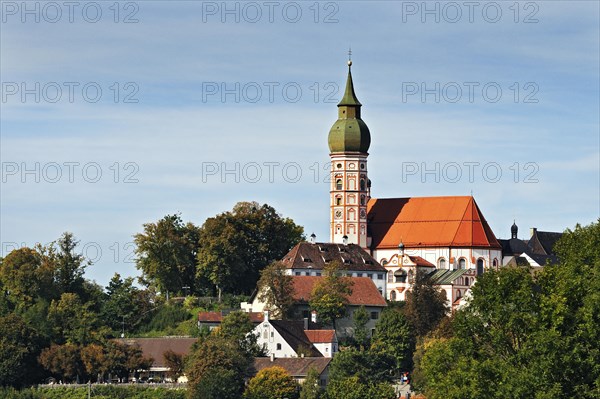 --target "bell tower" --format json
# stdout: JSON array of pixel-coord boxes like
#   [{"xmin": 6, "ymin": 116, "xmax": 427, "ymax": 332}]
[{"xmin": 328, "ymin": 58, "xmax": 371, "ymax": 248}]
